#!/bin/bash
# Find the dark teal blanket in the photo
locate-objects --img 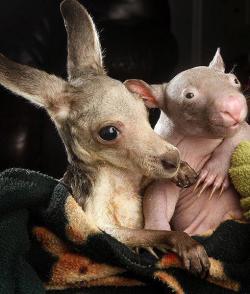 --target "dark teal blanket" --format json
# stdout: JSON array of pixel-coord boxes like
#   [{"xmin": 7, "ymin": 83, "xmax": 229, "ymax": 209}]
[{"xmin": 0, "ymin": 168, "xmax": 250, "ymax": 294}]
